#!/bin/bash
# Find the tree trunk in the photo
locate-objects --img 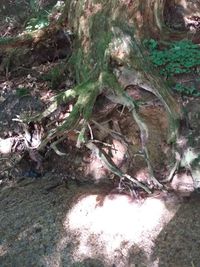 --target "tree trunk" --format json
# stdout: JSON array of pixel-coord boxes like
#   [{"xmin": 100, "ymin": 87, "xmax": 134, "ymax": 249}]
[{"xmin": 38, "ymin": 0, "xmax": 183, "ymax": 189}]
